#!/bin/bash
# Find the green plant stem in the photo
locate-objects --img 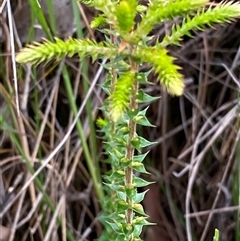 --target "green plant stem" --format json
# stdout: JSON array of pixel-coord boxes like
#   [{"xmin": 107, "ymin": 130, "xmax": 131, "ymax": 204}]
[
  {"xmin": 125, "ymin": 166, "xmax": 133, "ymax": 224},
  {"xmin": 125, "ymin": 58, "xmax": 138, "ymax": 226}
]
